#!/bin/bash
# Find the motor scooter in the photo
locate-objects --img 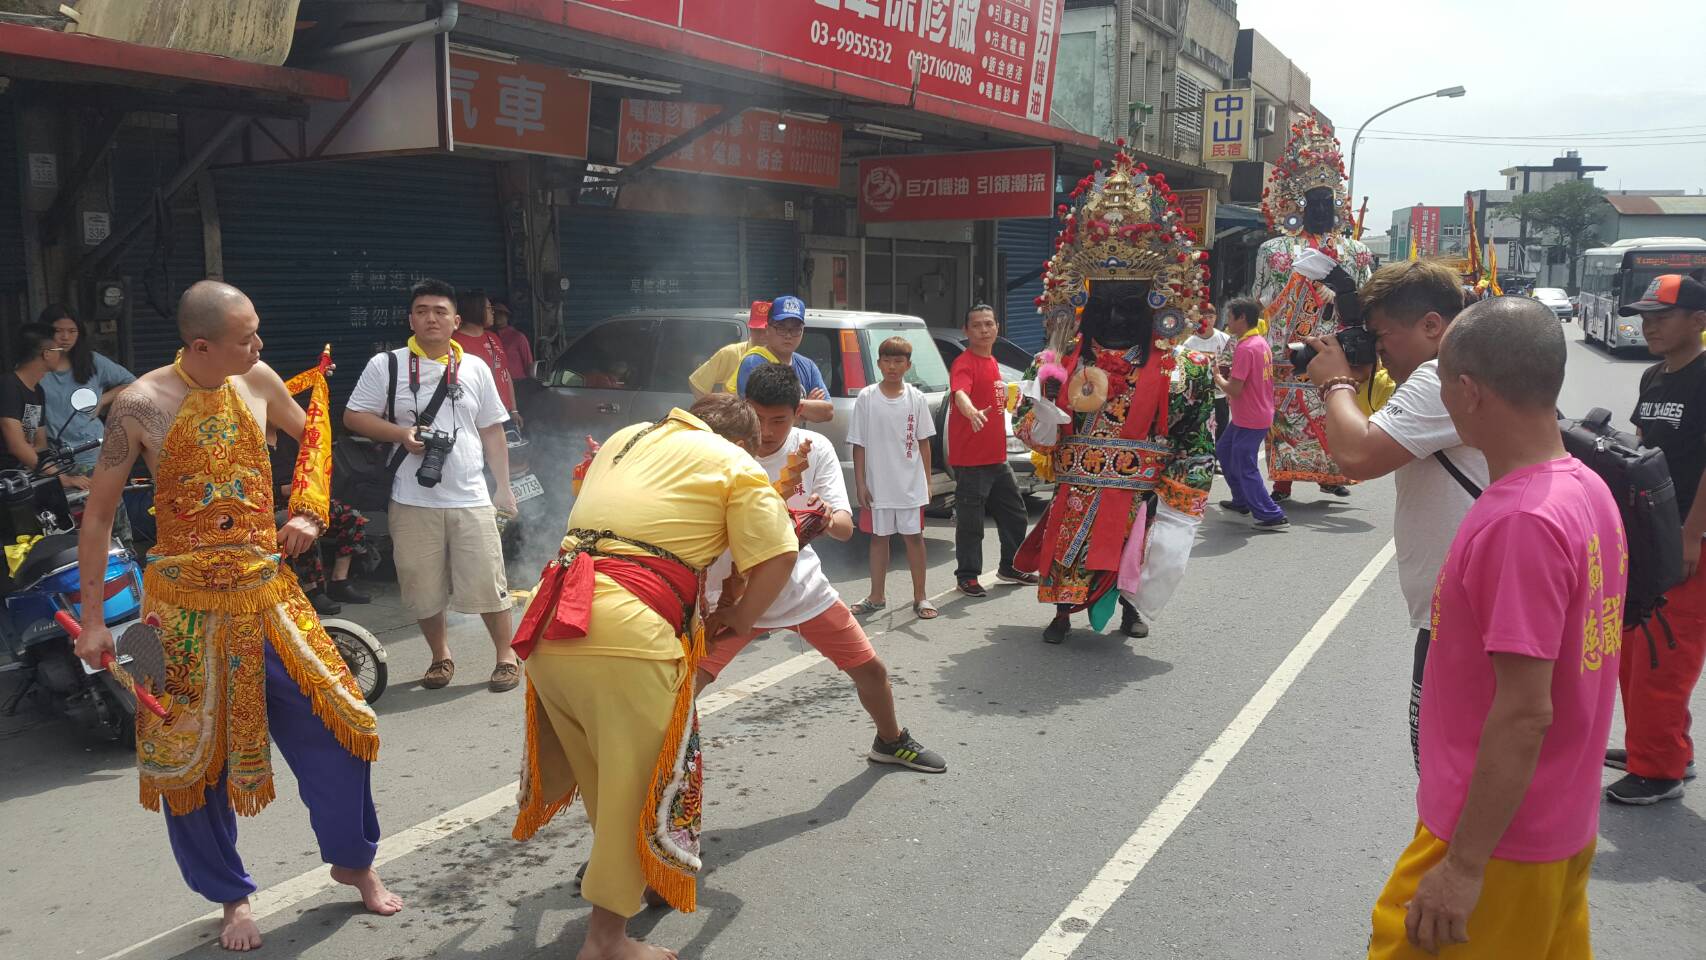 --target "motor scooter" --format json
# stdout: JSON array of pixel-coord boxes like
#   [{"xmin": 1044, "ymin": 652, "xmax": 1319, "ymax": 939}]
[
  {"xmin": 0, "ymin": 389, "xmax": 145, "ymax": 744},
  {"xmin": 499, "ymin": 422, "xmax": 549, "ymax": 559}
]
